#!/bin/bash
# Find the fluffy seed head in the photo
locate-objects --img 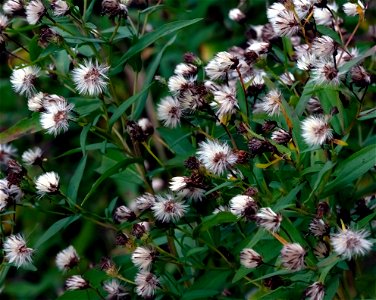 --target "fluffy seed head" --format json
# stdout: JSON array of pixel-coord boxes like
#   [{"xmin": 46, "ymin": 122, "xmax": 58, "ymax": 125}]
[
  {"xmin": 280, "ymin": 243, "xmax": 306, "ymax": 271},
  {"xmin": 309, "ymin": 218, "xmax": 329, "ymax": 237},
  {"xmin": 240, "ymin": 248, "xmax": 263, "ymax": 269},
  {"xmin": 343, "ymin": 1, "xmax": 365, "ymax": 17},
  {"xmin": 113, "ymin": 205, "xmax": 136, "ymax": 223},
  {"xmin": 103, "ymin": 279, "xmax": 128, "ymax": 299},
  {"xmin": 3, "ymin": 234, "xmax": 33, "ymax": 268},
  {"xmin": 230, "ymin": 195, "xmax": 258, "ymax": 220},
  {"xmin": 151, "ymin": 195, "xmax": 188, "ymax": 223},
  {"xmin": 0, "ymin": 179, "xmax": 23, "ymax": 204},
  {"xmin": 256, "ymin": 207, "xmax": 282, "ymax": 232},
  {"xmin": 157, "ymin": 96, "xmax": 182, "ymax": 128},
  {"xmin": 331, "ymin": 228, "xmax": 372, "ymax": 259},
  {"xmin": 135, "ymin": 193, "xmax": 155, "ymax": 211},
  {"xmin": 10, "ymin": 65, "xmax": 40, "ymax": 96},
  {"xmin": 131, "ymin": 246, "xmax": 156, "ymax": 270},
  {"xmin": 56, "ymin": 245, "xmax": 79, "ymax": 271},
  {"xmin": 305, "ymin": 282, "xmax": 325, "ymax": 300},
  {"xmin": 267, "ymin": 2, "xmax": 299, "ymax": 37},
  {"xmin": 65, "ymin": 275, "xmax": 89, "ymax": 290},
  {"xmin": 3, "ymin": 0, "xmax": 24, "ymax": 15},
  {"xmin": 301, "ymin": 115, "xmax": 333, "ymax": 147},
  {"xmin": 135, "ymin": 271, "xmax": 159, "ymax": 298},
  {"xmin": 40, "ymin": 100, "xmax": 74, "ymax": 136},
  {"xmin": 25, "ymin": 0, "xmax": 46, "ymax": 25},
  {"xmin": 51, "ymin": 0, "xmax": 69, "ymax": 16},
  {"xmin": 22, "ymin": 147, "xmax": 43, "ymax": 166},
  {"xmin": 271, "ymin": 128, "xmax": 291, "ymax": 144},
  {"xmin": 262, "ymin": 89, "xmax": 282, "ymax": 116},
  {"xmin": 210, "ymin": 85, "xmax": 238, "ymax": 120},
  {"xmin": 35, "ymin": 171, "xmax": 60, "ymax": 196},
  {"xmin": 205, "ymin": 51, "xmax": 238, "ymax": 80},
  {"xmin": 311, "ymin": 35, "xmax": 336, "ymax": 57}
]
